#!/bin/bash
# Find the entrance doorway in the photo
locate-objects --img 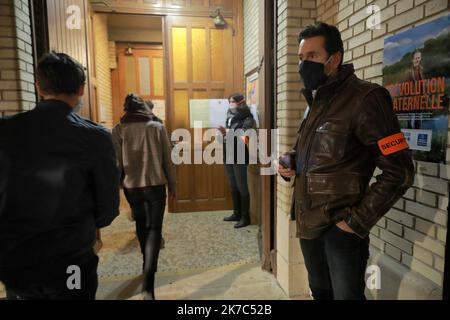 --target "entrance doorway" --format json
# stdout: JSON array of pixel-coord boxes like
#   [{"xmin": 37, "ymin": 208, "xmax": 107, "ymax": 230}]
[
  {"xmin": 40, "ymin": 0, "xmax": 276, "ymax": 277},
  {"xmin": 104, "ymin": 12, "xmax": 236, "ymax": 214},
  {"xmin": 165, "ymin": 15, "xmax": 236, "ymax": 213}
]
